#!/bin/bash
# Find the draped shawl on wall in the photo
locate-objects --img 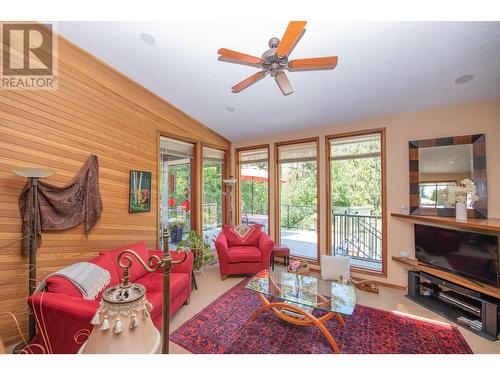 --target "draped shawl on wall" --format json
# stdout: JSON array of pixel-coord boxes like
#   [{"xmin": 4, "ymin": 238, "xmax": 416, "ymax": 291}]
[{"xmin": 18, "ymin": 155, "xmax": 103, "ymax": 256}]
